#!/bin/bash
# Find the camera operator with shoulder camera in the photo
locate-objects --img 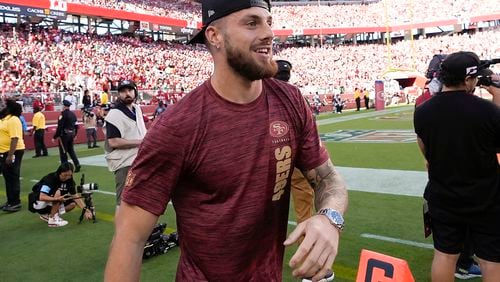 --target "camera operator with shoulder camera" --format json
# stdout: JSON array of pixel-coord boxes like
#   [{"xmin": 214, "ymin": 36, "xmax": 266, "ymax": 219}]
[
  {"xmin": 29, "ymin": 162, "xmax": 92, "ymax": 227},
  {"xmin": 414, "ymin": 51, "xmax": 500, "ymax": 281},
  {"xmin": 82, "ymin": 107, "xmax": 98, "ymax": 149}
]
